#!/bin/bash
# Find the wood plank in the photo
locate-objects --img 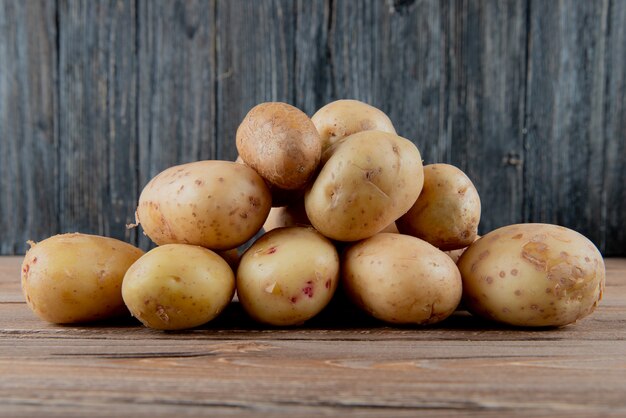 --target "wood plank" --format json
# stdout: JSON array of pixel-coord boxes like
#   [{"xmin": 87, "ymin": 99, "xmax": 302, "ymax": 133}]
[
  {"xmin": 57, "ymin": 0, "xmax": 138, "ymax": 244},
  {"xmin": 328, "ymin": 1, "xmax": 526, "ymax": 234},
  {"xmin": 137, "ymin": 0, "xmax": 217, "ymax": 248},
  {"xmin": 524, "ymin": 0, "xmax": 610, "ymax": 252},
  {"xmin": 1, "ymin": 257, "xmax": 625, "ymax": 415},
  {"xmin": 0, "ymin": 1, "xmax": 58, "ymax": 254},
  {"xmin": 215, "ymin": 0, "xmax": 296, "ymax": 161},
  {"xmin": 445, "ymin": 0, "xmax": 527, "ymax": 233},
  {"xmin": 293, "ymin": 0, "xmax": 332, "ymax": 115},
  {"xmin": 602, "ymin": 0, "xmax": 626, "ymax": 255}
]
